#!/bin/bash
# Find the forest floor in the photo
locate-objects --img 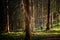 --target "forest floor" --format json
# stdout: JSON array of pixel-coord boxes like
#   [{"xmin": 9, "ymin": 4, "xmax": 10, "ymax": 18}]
[
  {"xmin": 0, "ymin": 27, "xmax": 60, "ymax": 40},
  {"xmin": 32, "ymin": 27, "xmax": 60, "ymax": 40}
]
